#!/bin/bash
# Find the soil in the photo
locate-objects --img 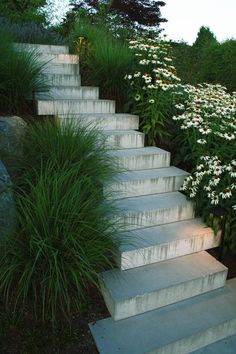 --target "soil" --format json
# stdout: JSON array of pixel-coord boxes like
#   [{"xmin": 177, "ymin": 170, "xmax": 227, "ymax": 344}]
[{"xmin": 0, "ymin": 249, "xmax": 235, "ymax": 354}]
